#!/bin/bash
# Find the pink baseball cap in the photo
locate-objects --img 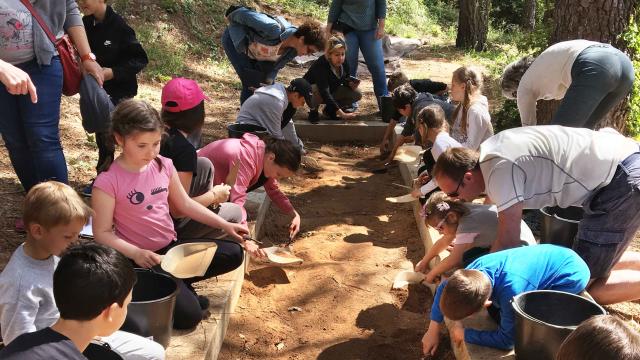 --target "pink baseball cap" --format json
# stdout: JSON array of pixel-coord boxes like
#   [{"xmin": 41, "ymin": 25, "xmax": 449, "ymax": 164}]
[{"xmin": 161, "ymin": 77, "xmax": 210, "ymax": 112}]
